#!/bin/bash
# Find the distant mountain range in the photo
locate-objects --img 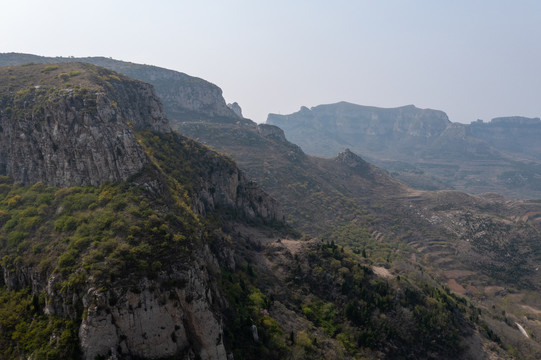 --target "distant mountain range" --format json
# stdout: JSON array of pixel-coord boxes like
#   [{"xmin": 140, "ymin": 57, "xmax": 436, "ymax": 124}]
[{"xmin": 267, "ymin": 102, "xmax": 541, "ymax": 199}]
